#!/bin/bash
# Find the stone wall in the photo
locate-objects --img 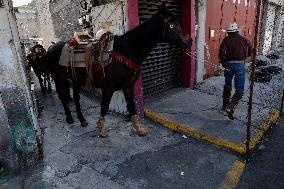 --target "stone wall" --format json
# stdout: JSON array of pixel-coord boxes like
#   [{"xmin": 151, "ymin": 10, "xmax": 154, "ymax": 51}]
[
  {"xmin": 35, "ymin": 0, "xmax": 56, "ymax": 48},
  {"xmin": 15, "ymin": 9, "xmax": 40, "ymax": 39},
  {"xmin": 49, "ymin": 0, "xmax": 82, "ymax": 41},
  {"xmin": 36, "ymin": 0, "xmax": 83, "ymax": 46},
  {"xmin": 260, "ymin": 0, "xmax": 284, "ymax": 54},
  {"xmin": 0, "ymin": 0, "xmax": 41, "ymax": 171}
]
